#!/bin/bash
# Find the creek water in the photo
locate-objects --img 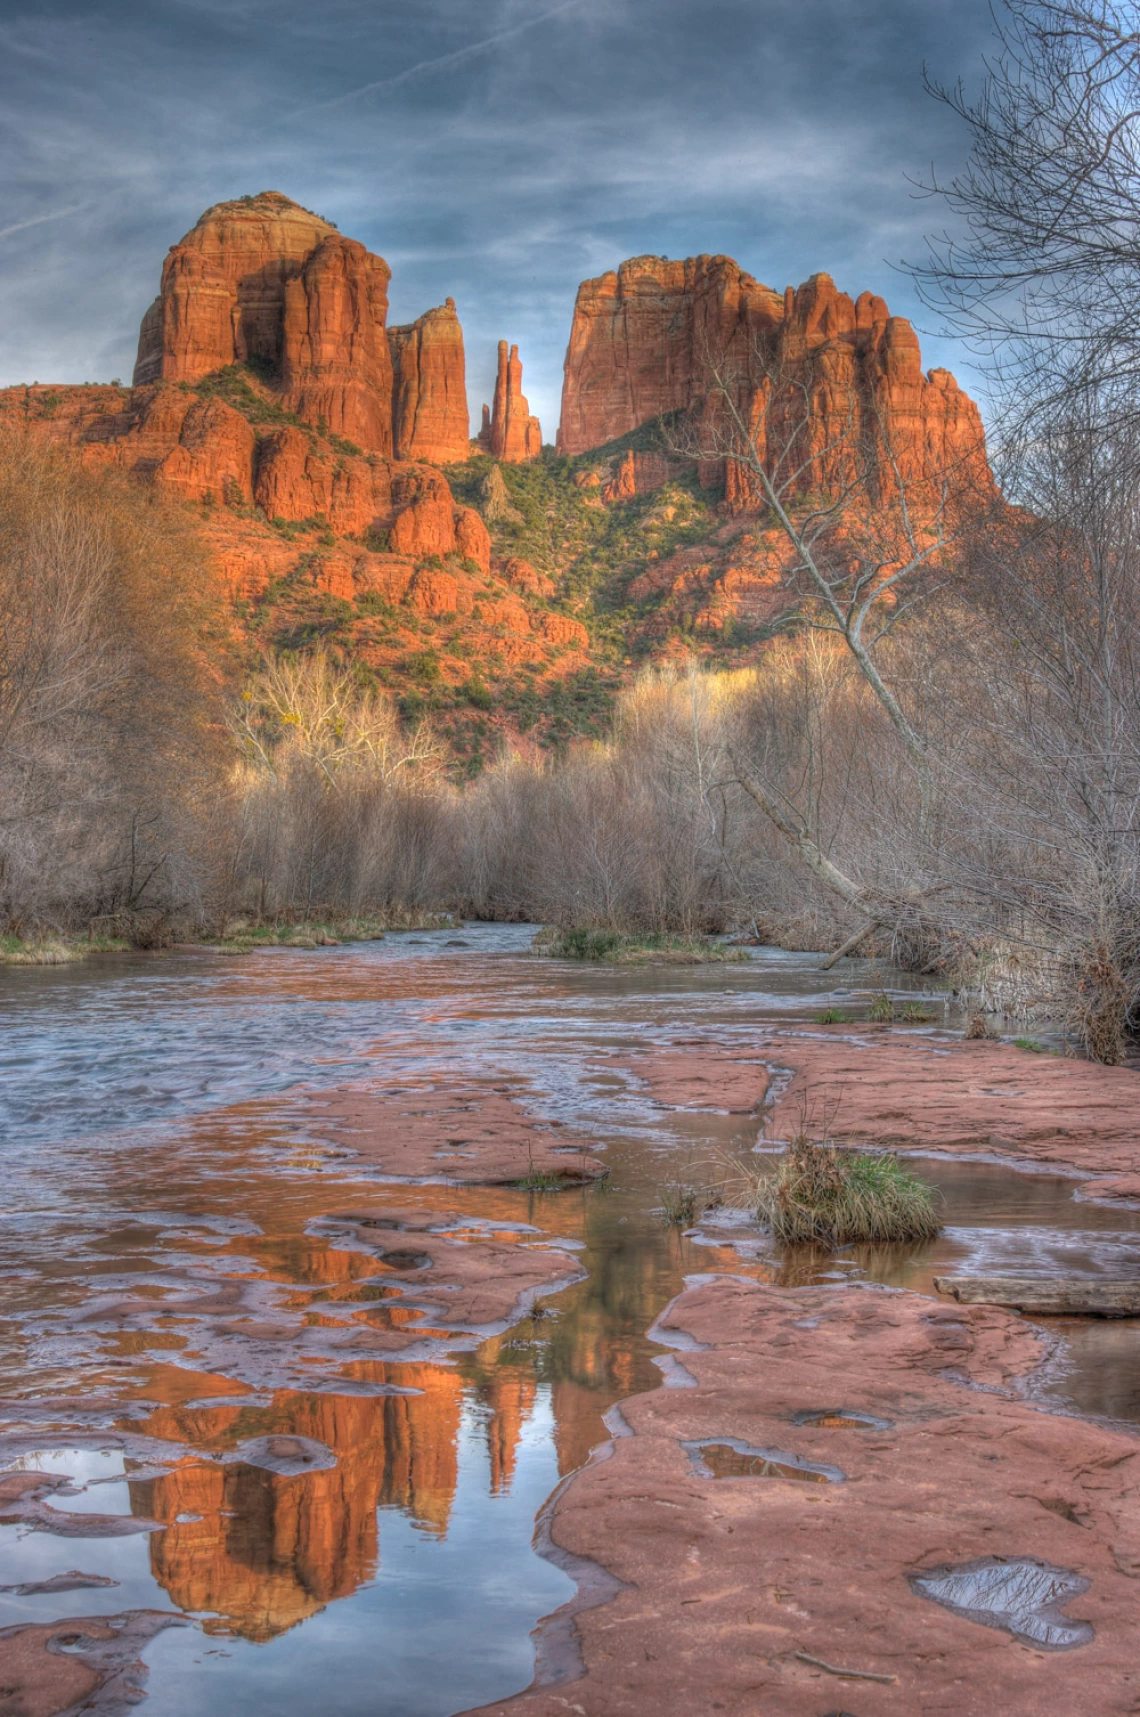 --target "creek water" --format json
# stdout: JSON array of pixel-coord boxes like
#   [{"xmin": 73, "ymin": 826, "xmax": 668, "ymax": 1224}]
[{"xmin": 1, "ymin": 927, "xmax": 1138, "ymax": 1714}]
